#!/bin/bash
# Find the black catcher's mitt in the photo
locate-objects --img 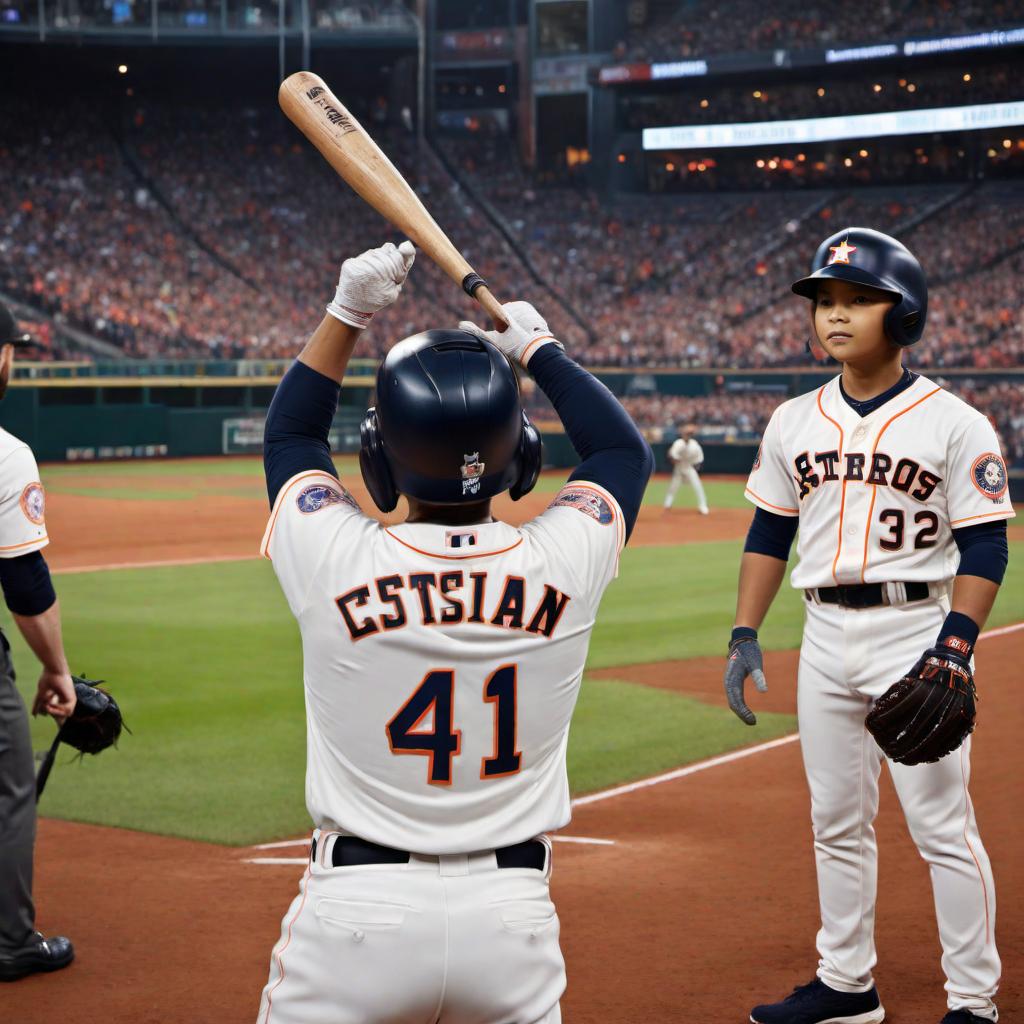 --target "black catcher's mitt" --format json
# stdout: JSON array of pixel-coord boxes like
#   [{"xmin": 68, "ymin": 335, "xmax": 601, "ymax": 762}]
[
  {"xmin": 865, "ymin": 641, "xmax": 976, "ymax": 766},
  {"xmin": 59, "ymin": 676, "xmax": 125, "ymax": 755}
]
